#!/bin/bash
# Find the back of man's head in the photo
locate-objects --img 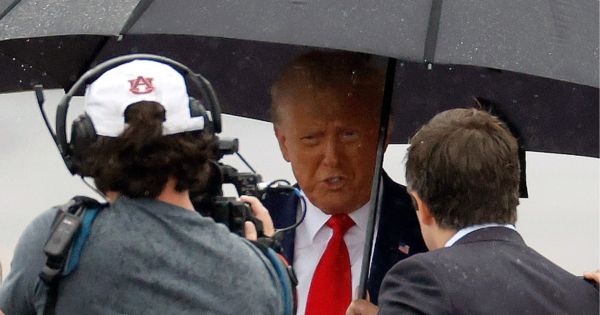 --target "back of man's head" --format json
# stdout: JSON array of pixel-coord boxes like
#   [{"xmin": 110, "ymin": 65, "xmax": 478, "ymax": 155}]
[
  {"xmin": 77, "ymin": 59, "xmax": 215, "ymax": 198},
  {"xmin": 405, "ymin": 108, "xmax": 520, "ymax": 230},
  {"xmin": 270, "ymin": 50, "xmax": 385, "ymax": 125}
]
